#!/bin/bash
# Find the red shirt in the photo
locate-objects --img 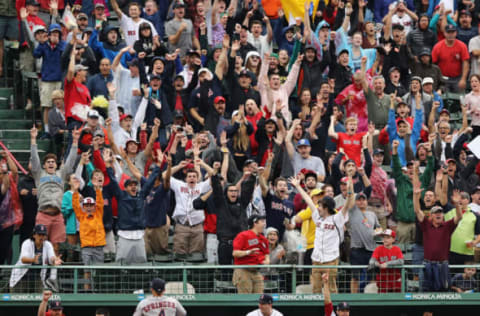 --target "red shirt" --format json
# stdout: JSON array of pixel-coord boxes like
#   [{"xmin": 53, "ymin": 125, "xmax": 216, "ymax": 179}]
[
  {"xmin": 246, "ymin": 112, "xmax": 263, "ymax": 156},
  {"xmin": 64, "ymin": 78, "xmax": 91, "ymax": 122},
  {"xmin": 432, "ymin": 39, "xmax": 469, "ymax": 77},
  {"xmin": 233, "ymin": 230, "xmax": 269, "ymax": 265},
  {"xmin": 420, "ymin": 218, "xmax": 457, "ymax": 261},
  {"xmin": 372, "ymin": 245, "xmax": 404, "ymax": 292},
  {"xmin": 335, "ymin": 132, "xmax": 366, "ymax": 166},
  {"xmin": 204, "ymin": 212, "xmax": 217, "ymax": 234}
]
